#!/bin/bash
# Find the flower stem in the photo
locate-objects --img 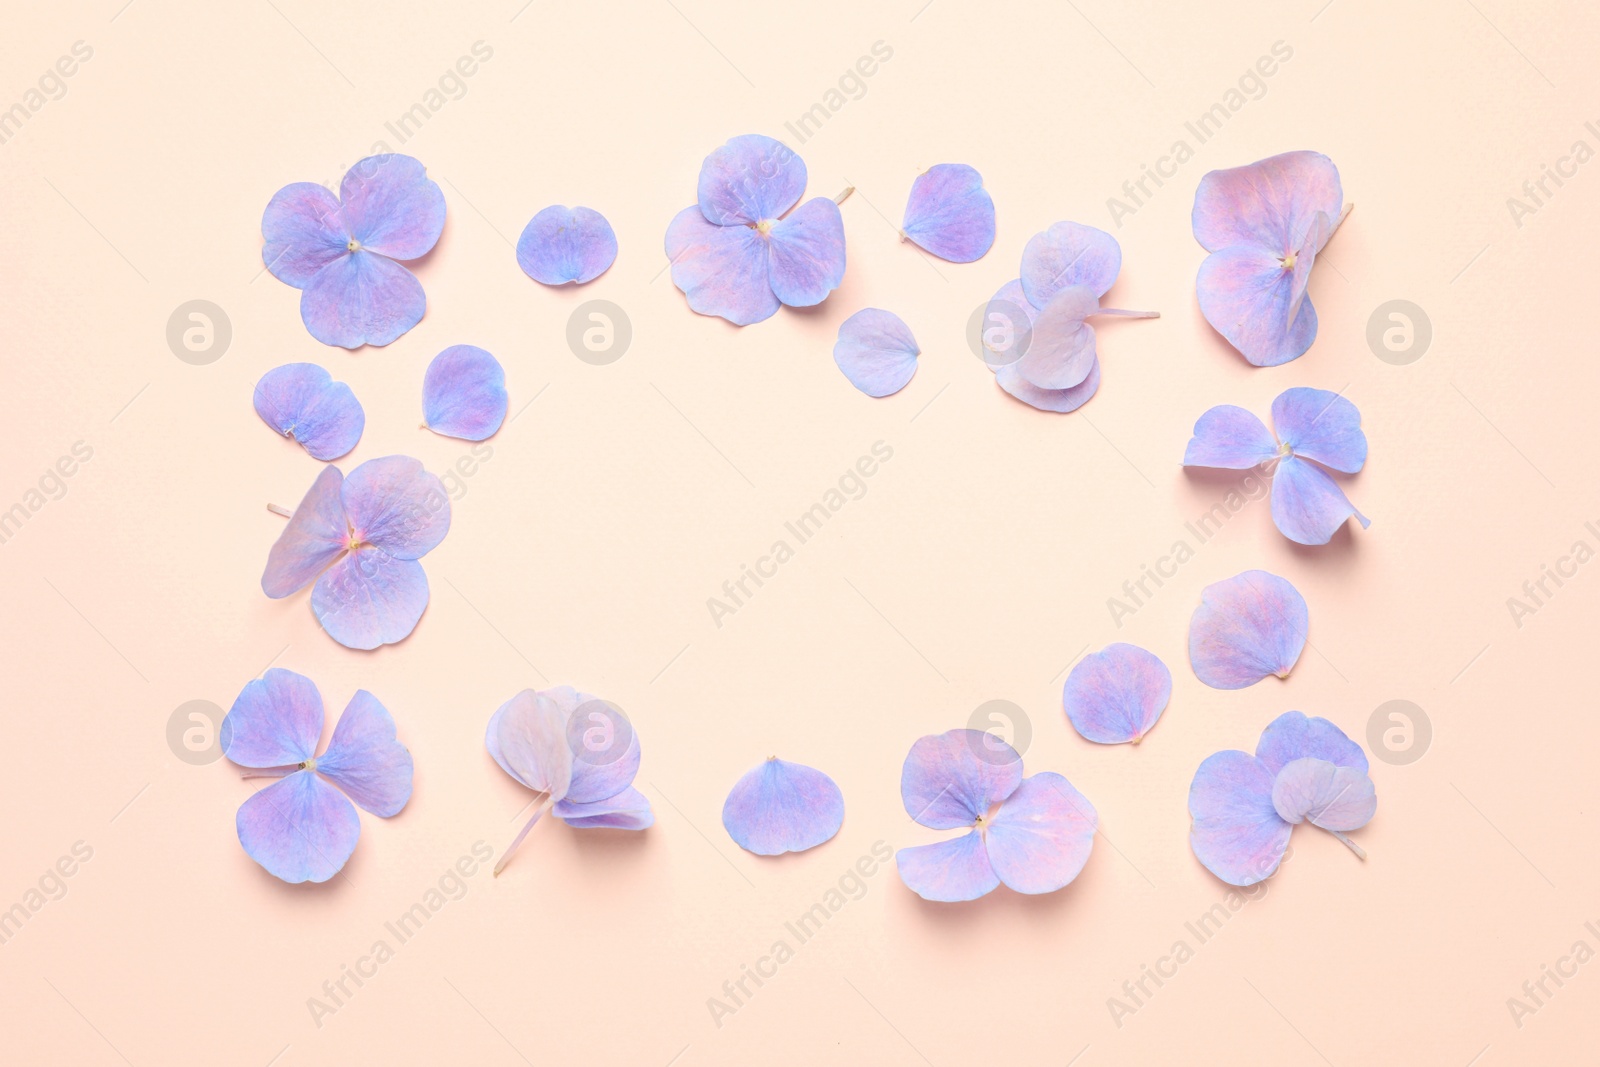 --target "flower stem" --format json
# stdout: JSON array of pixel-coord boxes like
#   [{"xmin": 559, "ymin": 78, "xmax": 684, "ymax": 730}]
[
  {"xmin": 1324, "ymin": 827, "xmax": 1366, "ymax": 860},
  {"xmin": 240, "ymin": 764, "xmax": 300, "ymax": 779},
  {"xmin": 1092, "ymin": 308, "xmax": 1161, "ymax": 319},
  {"xmin": 834, "ymin": 185, "xmax": 855, "ymax": 205},
  {"xmin": 494, "ymin": 794, "xmax": 554, "ymax": 876},
  {"xmin": 266, "ymin": 503, "xmax": 292, "ymax": 518},
  {"xmin": 1325, "ymin": 202, "xmax": 1354, "ymax": 245}
]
